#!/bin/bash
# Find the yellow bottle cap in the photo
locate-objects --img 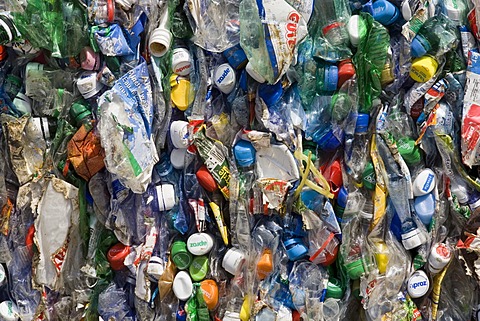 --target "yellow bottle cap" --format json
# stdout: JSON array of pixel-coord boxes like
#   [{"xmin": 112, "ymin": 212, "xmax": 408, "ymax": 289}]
[
  {"xmin": 240, "ymin": 295, "xmax": 251, "ymax": 321},
  {"xmin": 374, "ymin": 241, "xmax": 389, "ymax": 274},
  {"xmin": 170, "ymin": 74, "xmax": 194, "ymax": 111},
  {"xmin": 409, "ymin": 56, "xmax": 438, "ymax": 83}
]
